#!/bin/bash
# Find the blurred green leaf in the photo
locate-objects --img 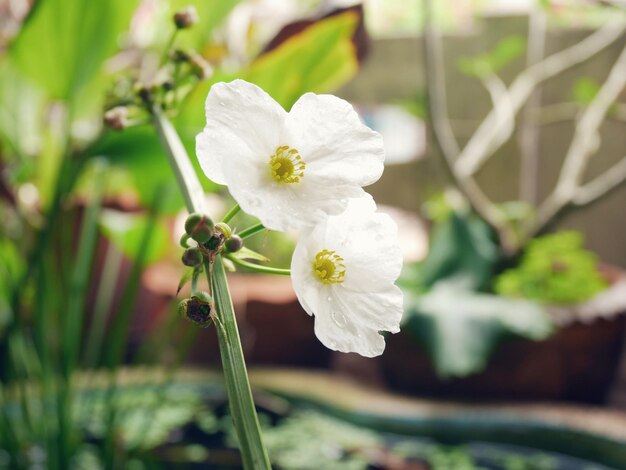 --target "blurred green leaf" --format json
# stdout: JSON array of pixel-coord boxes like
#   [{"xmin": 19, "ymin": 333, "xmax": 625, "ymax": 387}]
[
  {"xmin": 86, "ymin": 126, "xmax": 218, "ymax": 213},
  {"xmin": 182, "ymin": 10, "xmax": 360, "ymax": 122},
  {"xmin": 245, "ymin": 12, "xmax": 359, "ymax": 109},
  {"xmin": 99, "ymin": 209, "xmax": 169, "ymax": 265},
  {"xmin": 171, "ymin": 0, "xmax": 243, "ymax": 50},
  {"xmin": 9, "ymin": 0, "xmax": 138, "ymax": 103},
  {"xmin": 489, "ymin": 36, "xmax": 525, "ymax": 71},
  {"xmin": 400, "ymin": 213, "xmax": 553, "ymax": 377},
  {"xmin": 457, "ymin": 35, "xmax": 525, "ymax": 77},
  {"xmin": 264, "ymin": 410, "xmax": 380, "ymax": 470},
  {"xmin": 404, "ymin": 277, "xmax": 553, "ymax": 378},
  {"xmin": 419, "ymin": 213, "xmax": 498, "ymax": 291},
  {"xmin": 0, "ymin": 61, "xmax": 43, "ymax": 162},
  {"xmin": 572, "ymin": 77, "xmax": 601, "ymax": 106},
  {"xmin": 0, "ymin": 238, "xmax": 23, "ymax": 332},
  {"xmin": 495, "ymin": 231, "xmax": 607, "ymax": 304}
]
